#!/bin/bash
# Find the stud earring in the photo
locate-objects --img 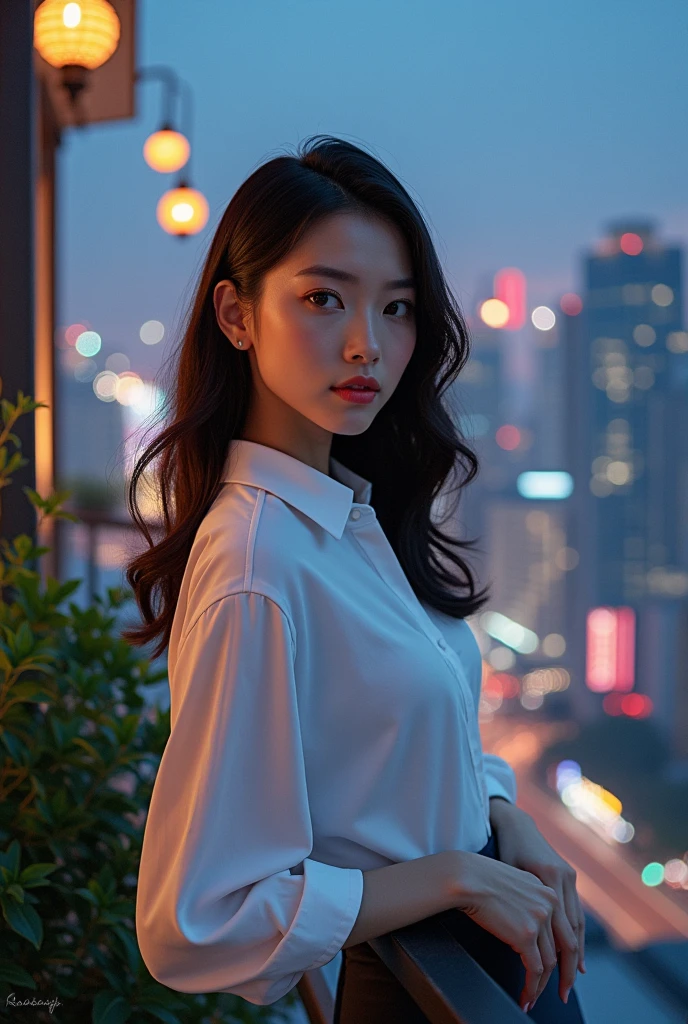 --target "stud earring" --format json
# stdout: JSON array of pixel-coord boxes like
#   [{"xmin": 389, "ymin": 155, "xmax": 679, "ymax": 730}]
[{"xmin": 237, "ymin": 340, "xmax": 243, "ymax": 347}]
